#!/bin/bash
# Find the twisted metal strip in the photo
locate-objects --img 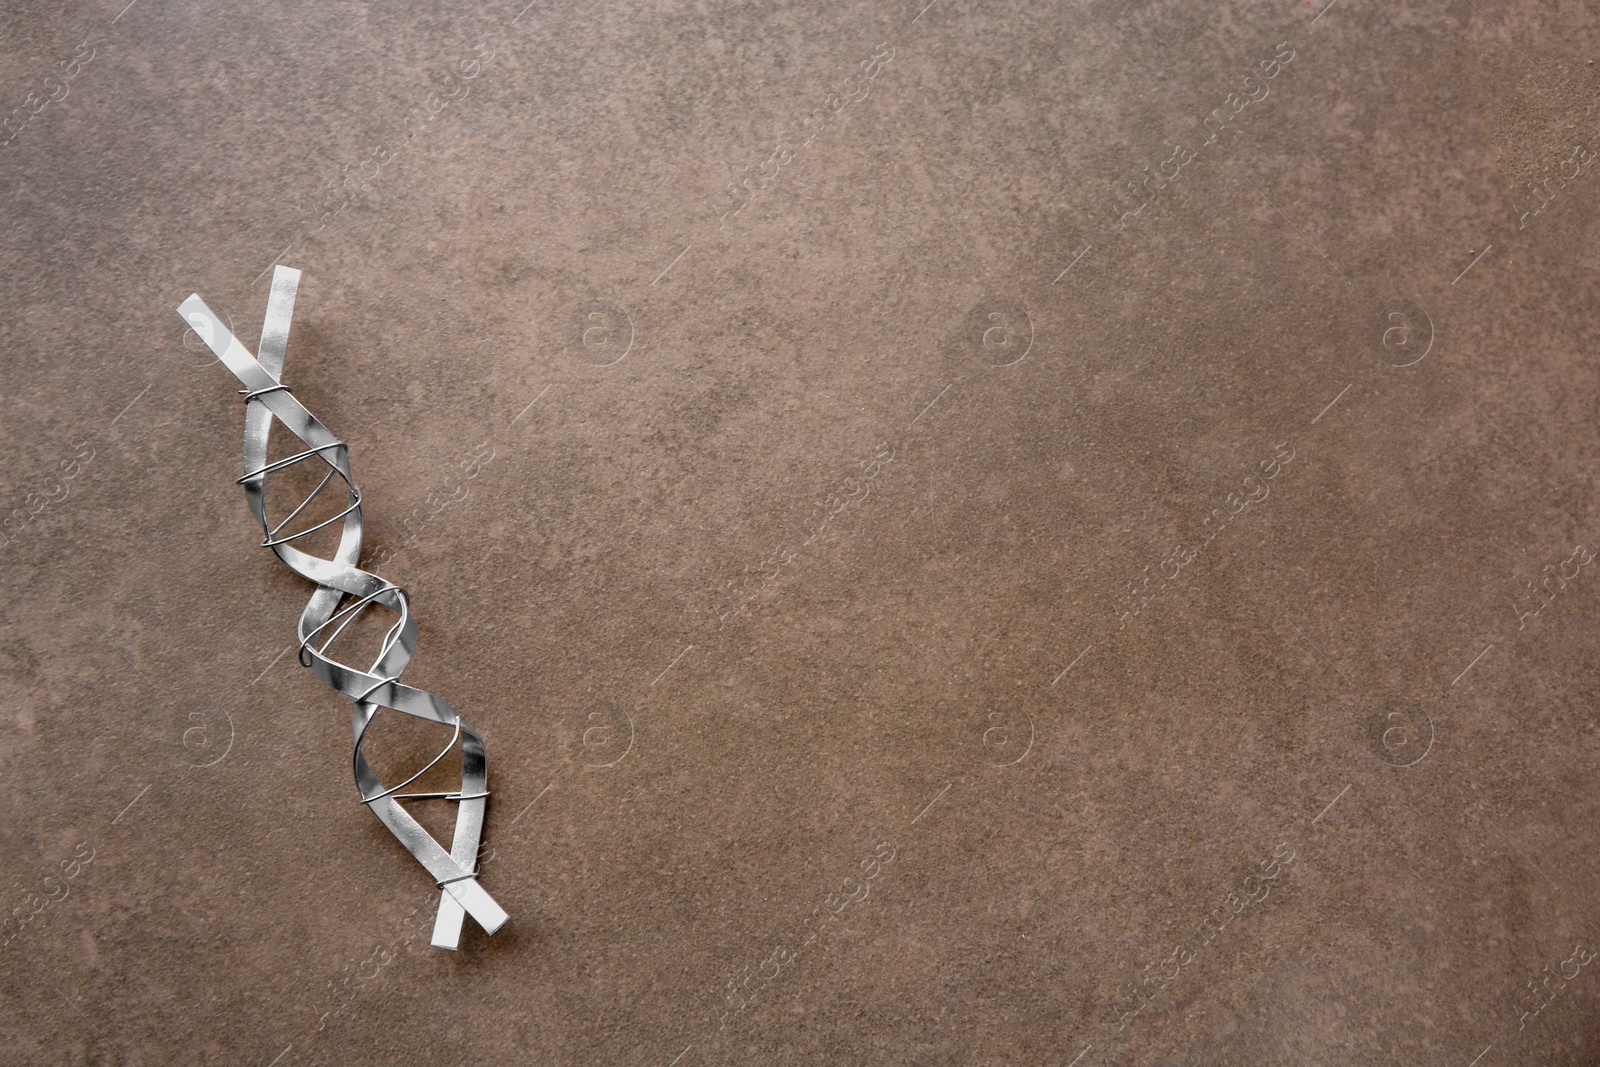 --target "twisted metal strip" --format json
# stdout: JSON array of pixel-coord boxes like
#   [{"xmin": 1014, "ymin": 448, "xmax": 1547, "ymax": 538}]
[{"xmin": 177, "ymin": 266, "xmax": 508, "ymax": 950}]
